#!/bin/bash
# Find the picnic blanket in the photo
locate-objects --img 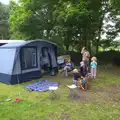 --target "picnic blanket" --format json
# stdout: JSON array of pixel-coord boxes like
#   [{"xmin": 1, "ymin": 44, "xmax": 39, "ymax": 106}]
[{"xmin": 25, "ymin": 80, "xmax": 59, "ymax": 92}]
